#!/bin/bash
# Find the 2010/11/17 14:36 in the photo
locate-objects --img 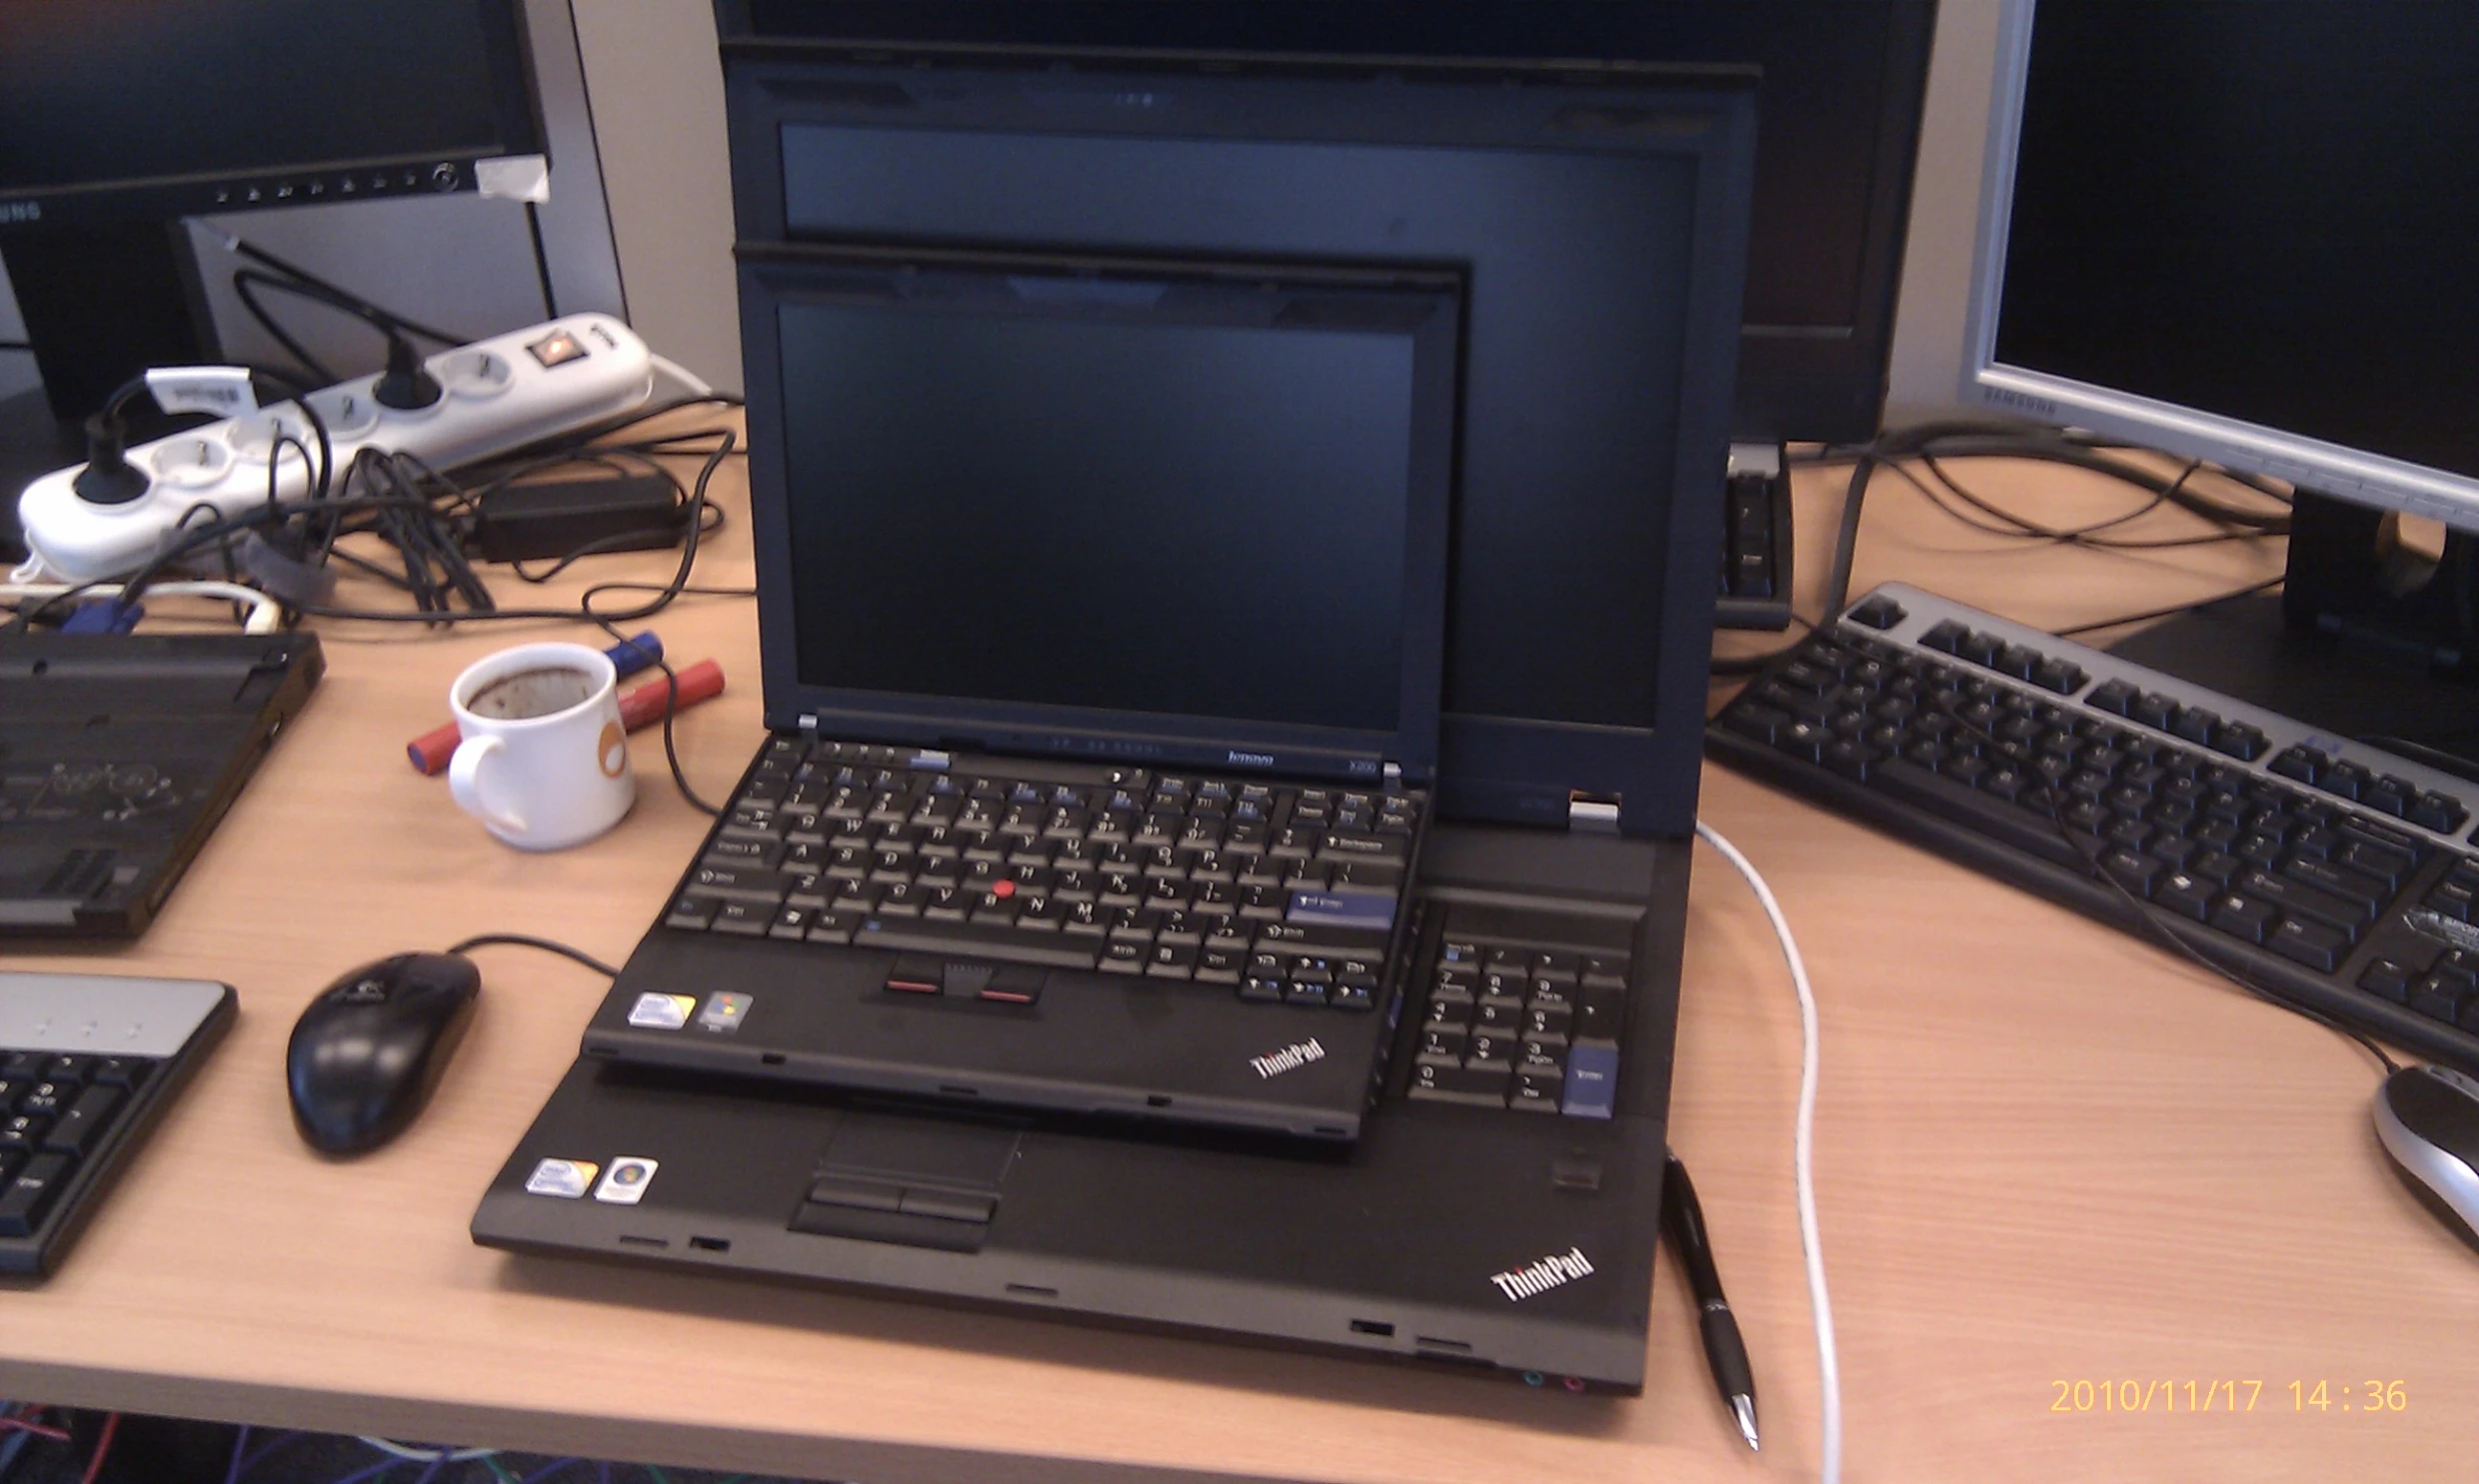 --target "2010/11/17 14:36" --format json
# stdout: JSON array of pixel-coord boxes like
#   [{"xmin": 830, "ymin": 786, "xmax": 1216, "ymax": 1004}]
[{"xmin": 2047, "ymin": 1379, "xmax": 2408, "ymax": 1413}]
